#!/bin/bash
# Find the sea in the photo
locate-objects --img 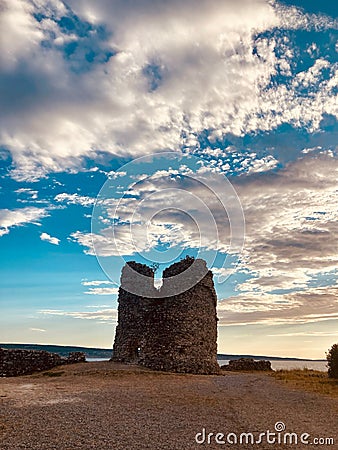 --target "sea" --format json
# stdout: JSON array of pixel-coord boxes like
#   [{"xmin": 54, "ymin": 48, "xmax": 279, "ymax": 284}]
[
  {"xmin": 217, "ymin": 359, "xmax": 327, "ymax": 372},
  {"xmin": 87, "ymin": 358, "xmax": 327, "ymax": 371}
]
